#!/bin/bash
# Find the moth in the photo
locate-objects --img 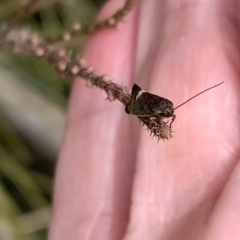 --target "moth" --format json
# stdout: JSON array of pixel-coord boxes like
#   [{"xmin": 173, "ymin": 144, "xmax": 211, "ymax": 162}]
[{"xmin": 125, "ymin": 82, "xmax": 224, "ymax": 128}]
